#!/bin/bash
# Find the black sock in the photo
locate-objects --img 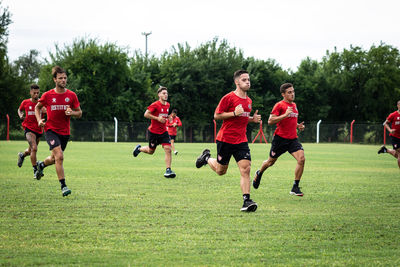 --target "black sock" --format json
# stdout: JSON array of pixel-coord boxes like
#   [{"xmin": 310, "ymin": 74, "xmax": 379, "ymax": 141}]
[
  {"xmin": 33, "ymin": 165, "xmax": 37, "ymax": 172},
  {"xmin": 166, "ymin": 167, "xmax": 171, "ymax": 171},
  {"xmin": 39, "ymin": 161, "xmax": 46, "ymax": 169},
  {"xmin": 59, "ymin": 179, "xmax": 67, "ymax": 189},
  {"xmin": 243, "ymin": 194, "xmax": 250, "ymax": 201},
  {"xmin": 294, "ymin": 180, "xmax": 300, "ymax": 187}
]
